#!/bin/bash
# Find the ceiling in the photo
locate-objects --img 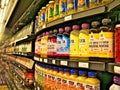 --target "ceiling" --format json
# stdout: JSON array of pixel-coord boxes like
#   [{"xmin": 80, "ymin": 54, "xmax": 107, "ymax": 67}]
[{"xmin": 6, "ymin": 0, "xmax": 49, "ymax": 34}]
